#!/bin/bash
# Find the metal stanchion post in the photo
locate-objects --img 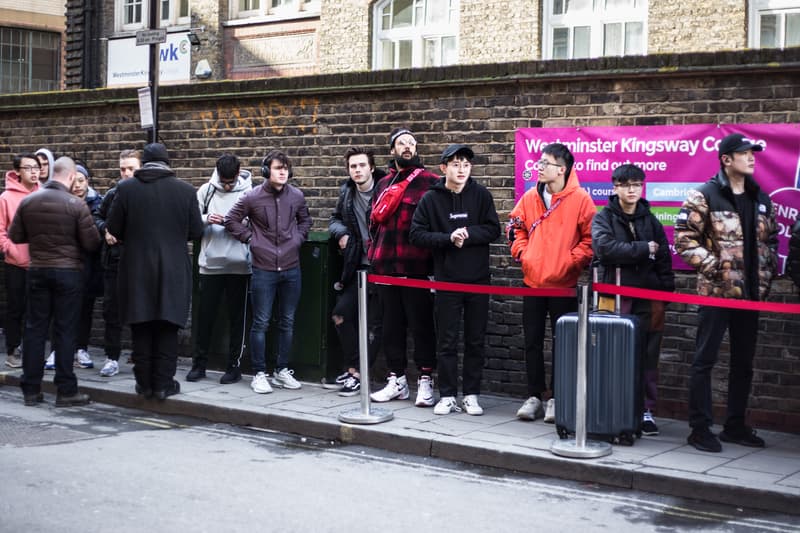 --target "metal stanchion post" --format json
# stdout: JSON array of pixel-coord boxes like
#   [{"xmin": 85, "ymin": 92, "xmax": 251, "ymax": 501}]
[
  {"xmin": 551, "ymin": 284, "xmax": 612, "ymax": 458},
  {"xmin": 338, "ymin": 271, "xmax": 393, "ymax": 424}
]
